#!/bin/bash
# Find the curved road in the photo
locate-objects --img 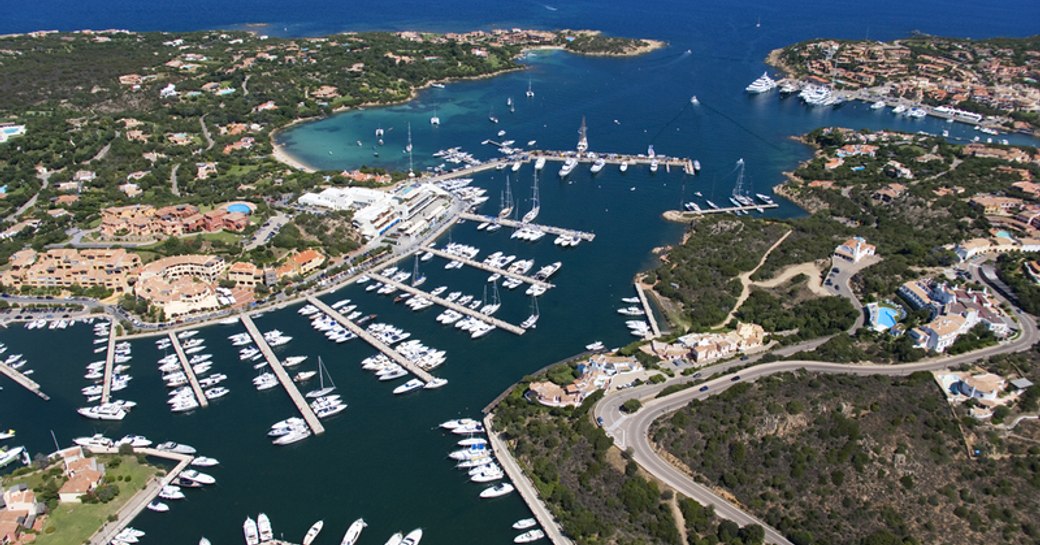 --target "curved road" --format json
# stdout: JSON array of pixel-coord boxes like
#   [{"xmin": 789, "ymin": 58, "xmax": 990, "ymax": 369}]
[{"xmin": 596, "ymin": 302, "xmax": 1036, "ymax": 544}]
